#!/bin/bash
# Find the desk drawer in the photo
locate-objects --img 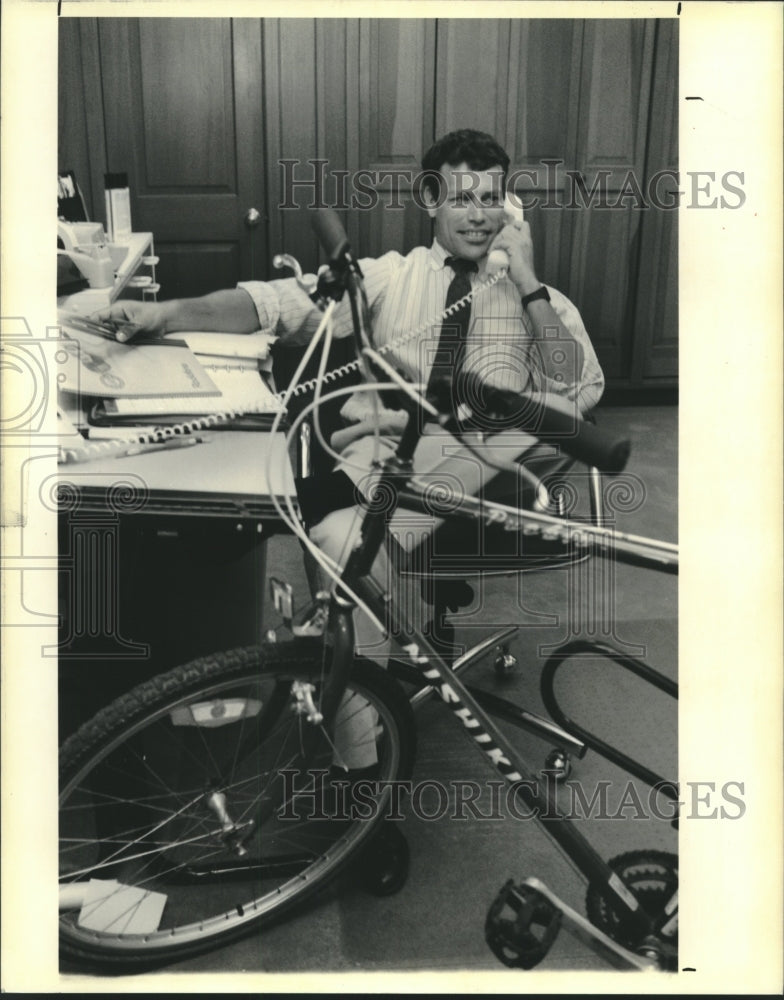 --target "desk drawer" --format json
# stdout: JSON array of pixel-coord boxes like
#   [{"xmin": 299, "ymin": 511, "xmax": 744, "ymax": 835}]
[{"xmin": 57, "ymin": 484, "xmax": 295, "ymax": 535}]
